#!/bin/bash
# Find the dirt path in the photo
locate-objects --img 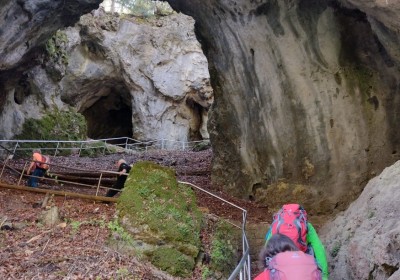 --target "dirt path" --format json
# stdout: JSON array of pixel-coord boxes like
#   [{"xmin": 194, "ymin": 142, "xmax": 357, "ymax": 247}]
[{"xmin": 0, "ymin": 148, "xmax": 270, "ymax": 279}]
